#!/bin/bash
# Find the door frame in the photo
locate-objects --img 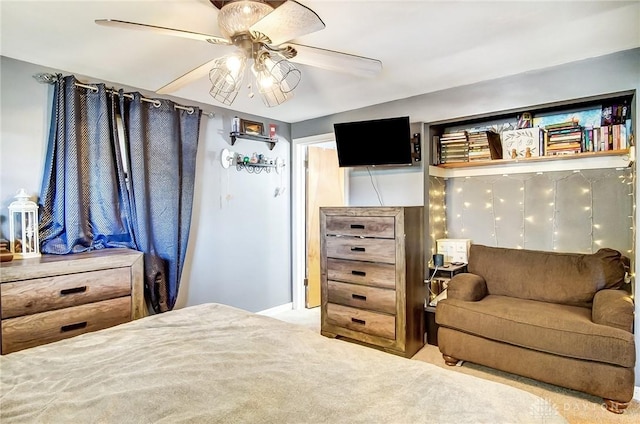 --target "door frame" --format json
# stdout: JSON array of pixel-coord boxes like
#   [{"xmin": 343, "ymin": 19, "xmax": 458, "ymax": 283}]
[{"xmin": 291, "ymin": 133, "xmax": 349, "ymax": 310}]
